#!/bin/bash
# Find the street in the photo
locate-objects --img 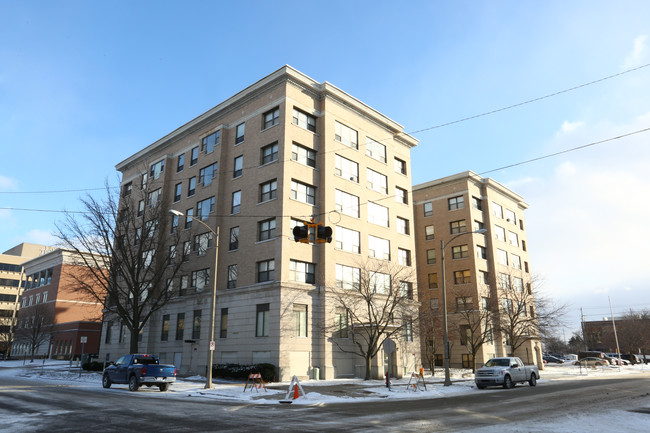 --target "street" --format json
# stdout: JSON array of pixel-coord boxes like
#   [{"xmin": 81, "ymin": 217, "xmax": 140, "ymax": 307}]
[{"xmin": 1, "ymin": 374, "xmax": 649, "ymax": 432}]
